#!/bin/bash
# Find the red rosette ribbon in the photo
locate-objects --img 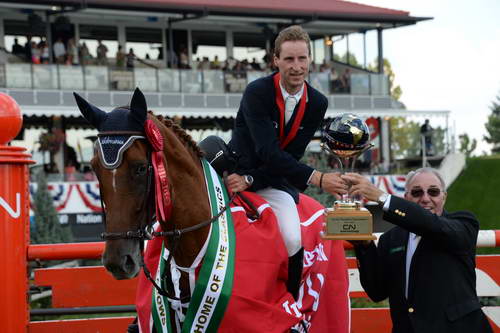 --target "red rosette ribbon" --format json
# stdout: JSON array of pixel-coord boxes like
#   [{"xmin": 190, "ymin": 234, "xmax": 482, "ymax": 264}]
[
  {"xmin": 144, "ymin": 119, "xmax": 172, "ymax": 222},
  {"xmin": 145, "ymin": 119, "xmax": 164, "ymax": 152}
]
